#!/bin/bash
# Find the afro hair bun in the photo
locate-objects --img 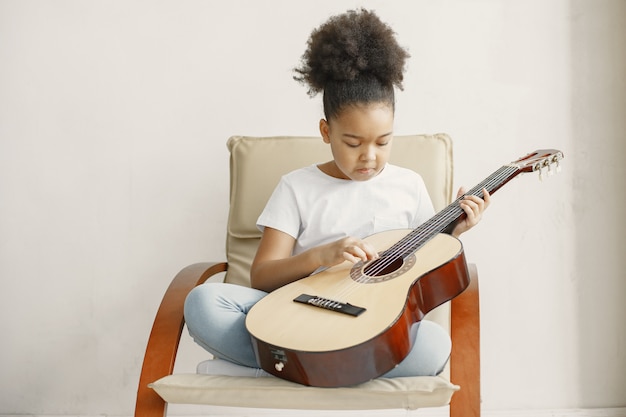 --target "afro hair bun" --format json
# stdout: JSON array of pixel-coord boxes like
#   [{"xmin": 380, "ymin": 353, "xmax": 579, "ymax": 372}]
[{"xmin": 294, "ymin": 8, "xmax": 410, "ymax": 96}]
